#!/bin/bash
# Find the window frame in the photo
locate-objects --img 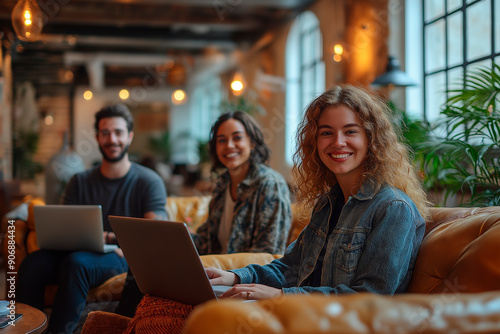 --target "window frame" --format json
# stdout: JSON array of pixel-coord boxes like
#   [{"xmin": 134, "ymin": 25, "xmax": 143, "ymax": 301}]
[
  {"xmin": 421, "ymin": 0, "xmax": 499, "ymax": 121},
  {"xmin": 285, "ymin": 11, "xmax": 325, "ymax": 165}
]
